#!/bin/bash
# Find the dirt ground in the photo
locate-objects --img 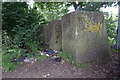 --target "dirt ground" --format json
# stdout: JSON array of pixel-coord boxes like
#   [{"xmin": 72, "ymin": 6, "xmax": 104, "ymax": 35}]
[{"xmin": 2, "ymin": 51, "xmax": 120, "ymax": 78}]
